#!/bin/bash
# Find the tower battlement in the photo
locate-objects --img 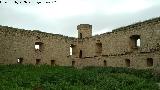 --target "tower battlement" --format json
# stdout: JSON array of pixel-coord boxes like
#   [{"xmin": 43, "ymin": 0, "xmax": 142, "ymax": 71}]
[
  {"xmin": 77, "ymin": 24, "xmax": 92, "ymax": 39},
  {"xmin": 77, "ymin": 24, "xmax": 92, "ymax": 30}
]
